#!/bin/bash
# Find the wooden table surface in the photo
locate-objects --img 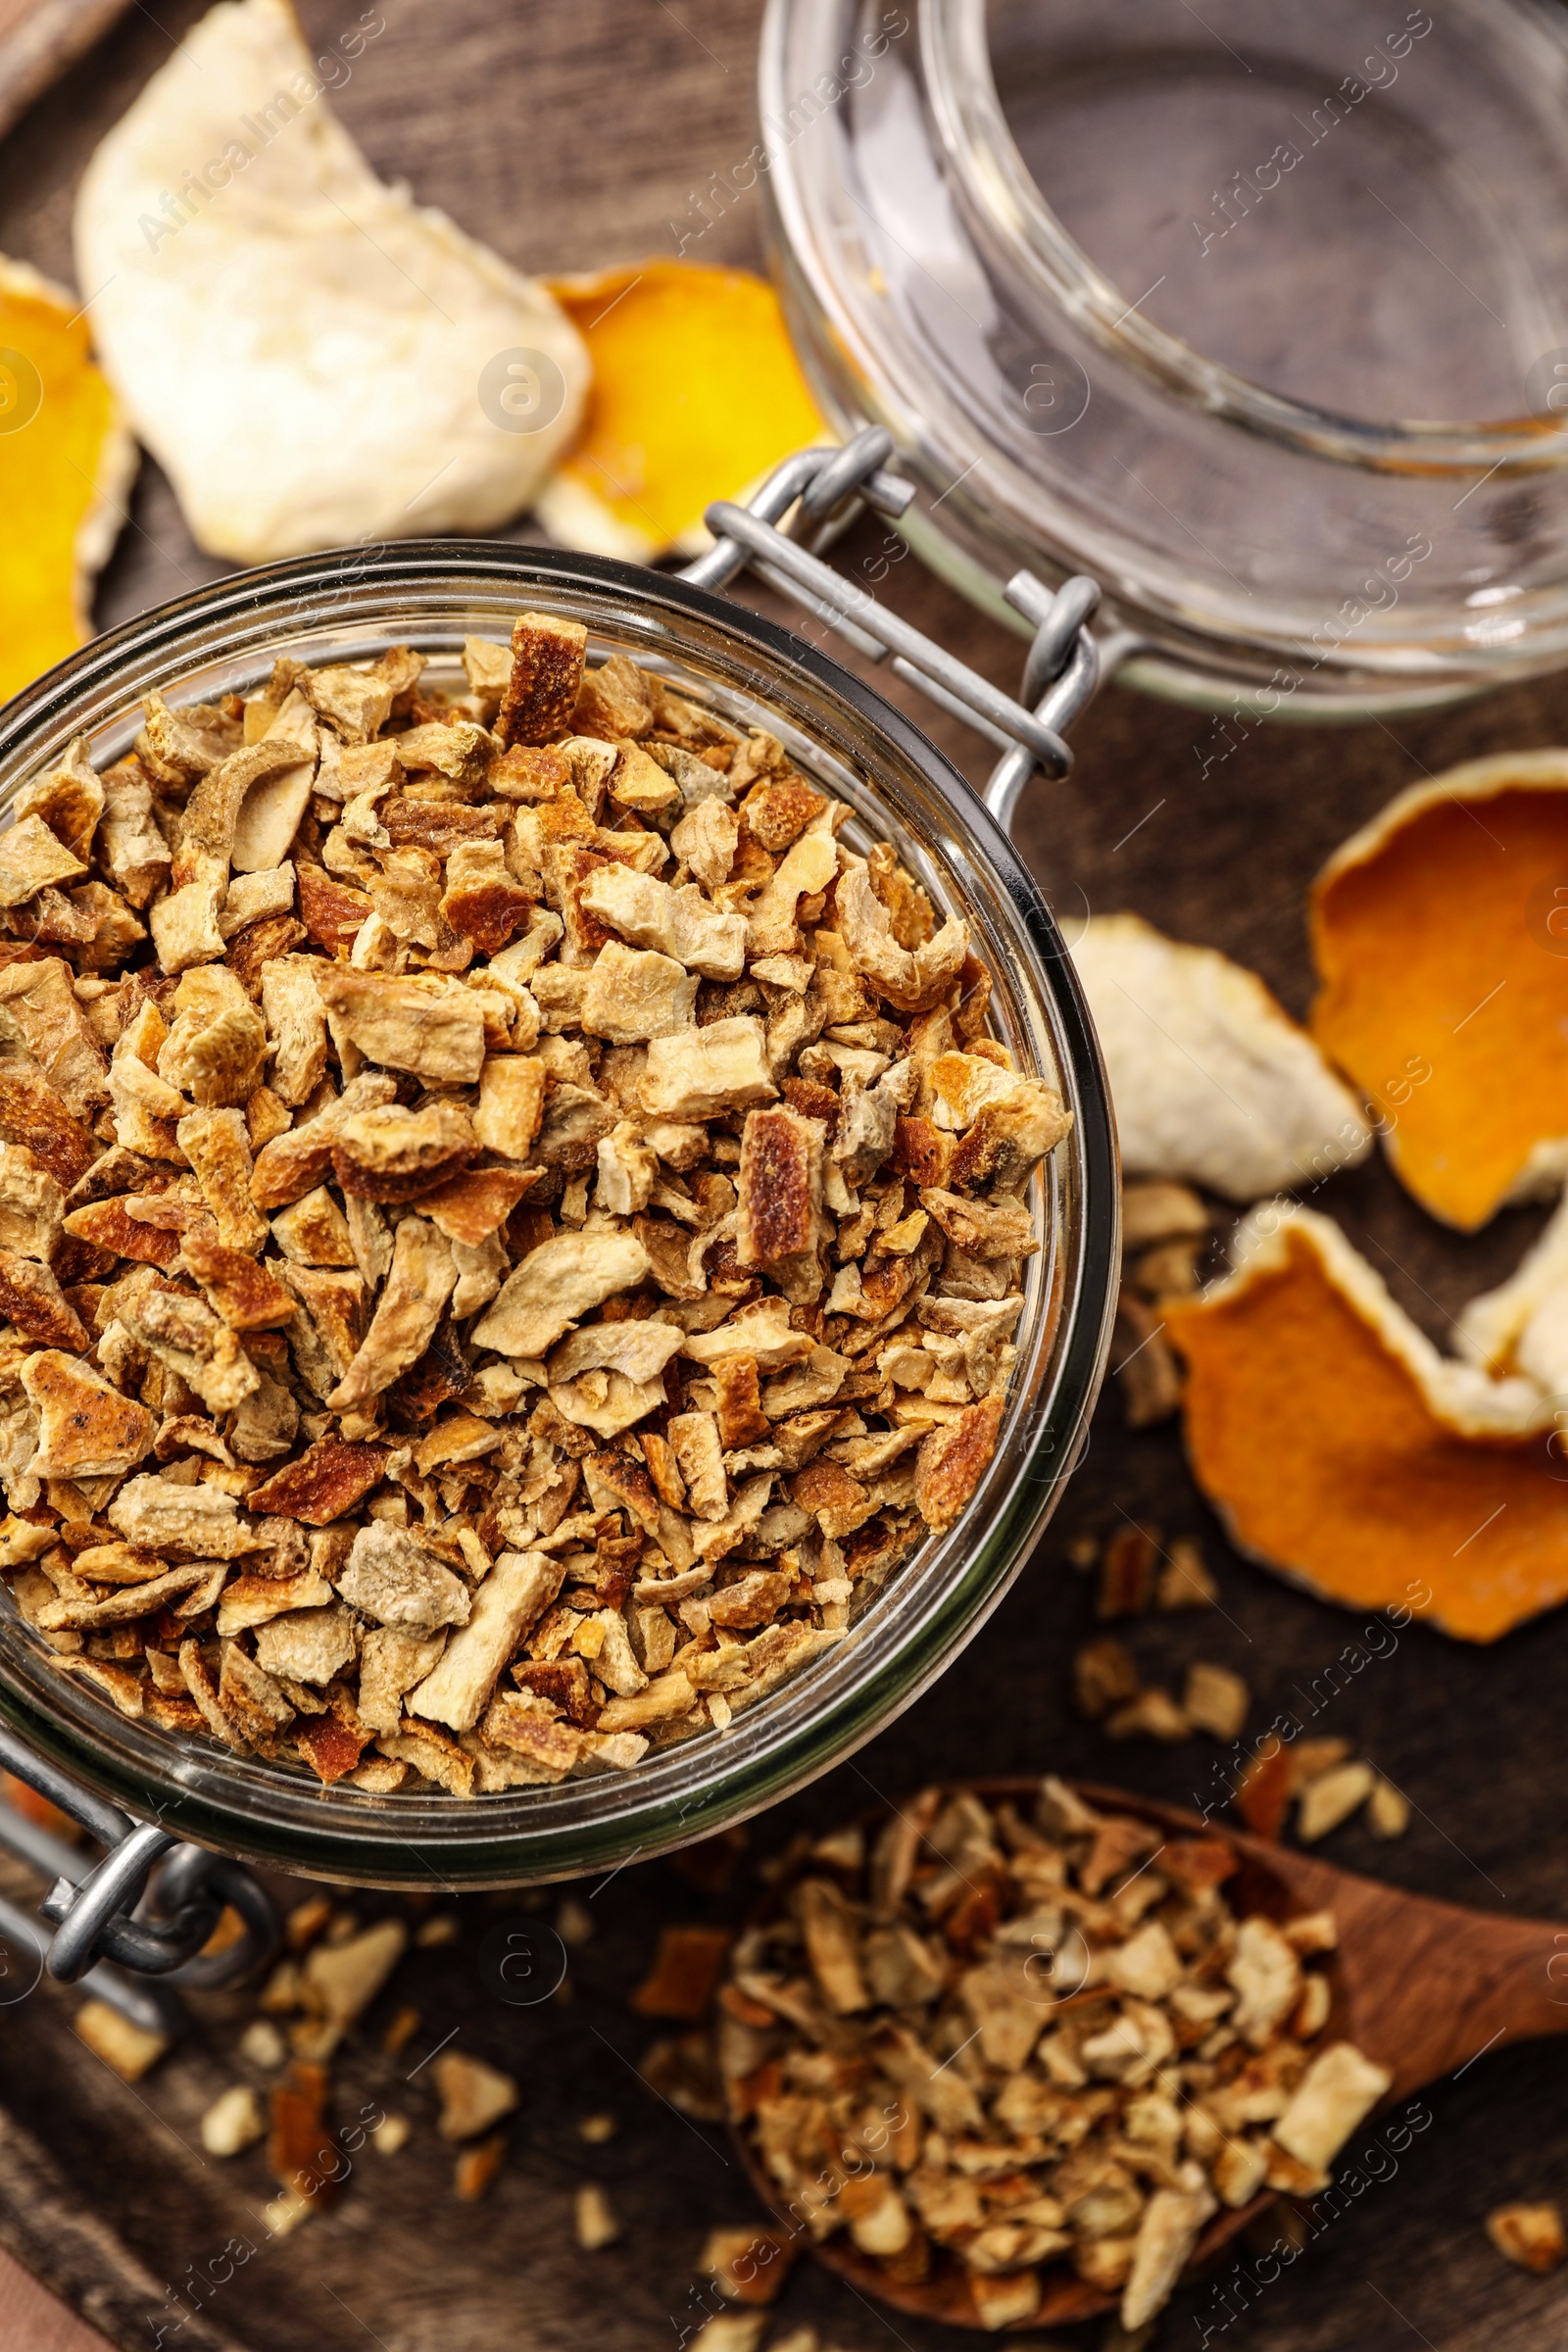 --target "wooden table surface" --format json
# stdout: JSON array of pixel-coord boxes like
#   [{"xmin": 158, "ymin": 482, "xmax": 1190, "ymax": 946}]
[
  {"xmin": 0, "ymin": 1, "xmax": 133, "ymax": 144},
  {"xmin": 2, "ymin": 3, "xmax": 1568, "ymax": 2348}
]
